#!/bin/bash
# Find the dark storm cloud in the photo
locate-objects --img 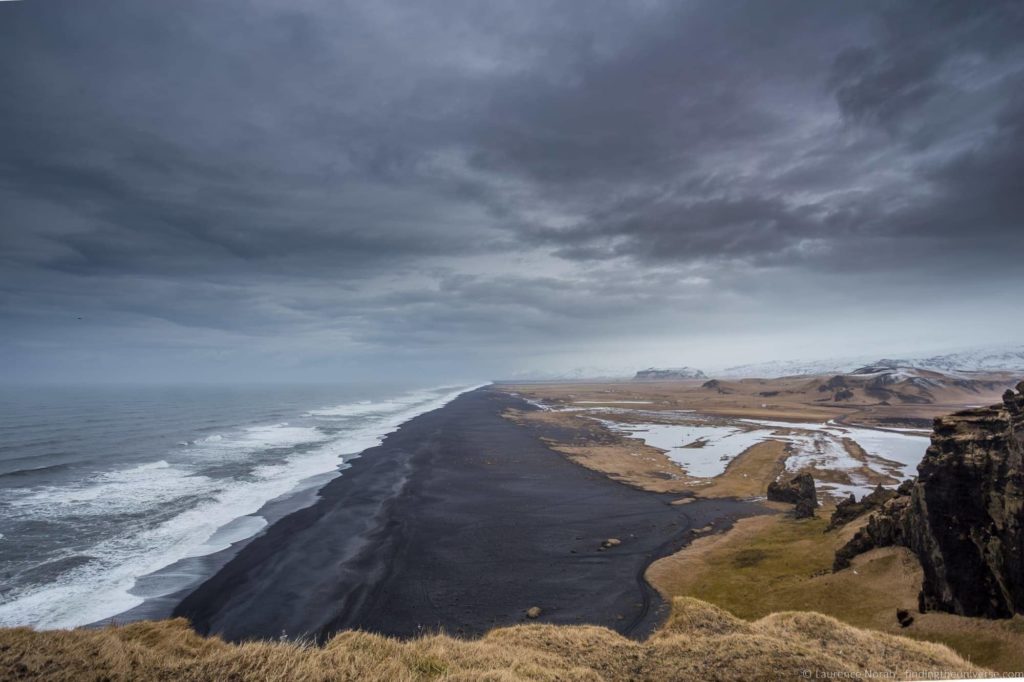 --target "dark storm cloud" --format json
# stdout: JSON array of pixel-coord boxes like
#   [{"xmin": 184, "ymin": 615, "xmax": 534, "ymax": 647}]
[
  {"xmin": 828, "ymin": 1, "xmax": 1024, "ymax": 128},
  {"xmin": 1, "ymin": 0, "xmax": 1022, "ymax": 381},
  {"xmin": 480, "ymin": 0, "xmax": 1024, "ymax": 272}
]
